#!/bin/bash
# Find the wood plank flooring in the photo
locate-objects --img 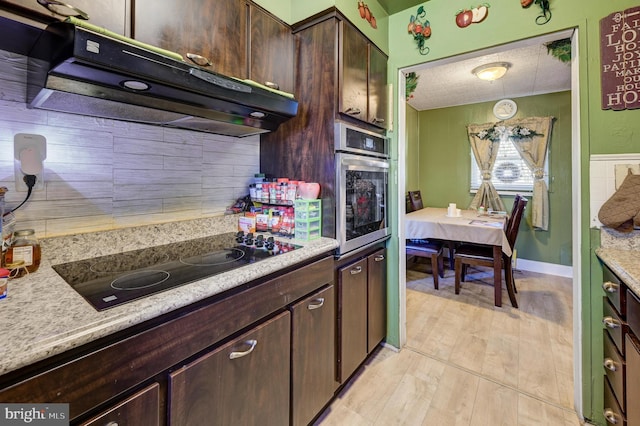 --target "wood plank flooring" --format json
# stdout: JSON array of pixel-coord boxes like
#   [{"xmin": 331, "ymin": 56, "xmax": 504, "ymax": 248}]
[{"xmin": 316, "ymin": 262, "xmax": 585, "ymax": 425}]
